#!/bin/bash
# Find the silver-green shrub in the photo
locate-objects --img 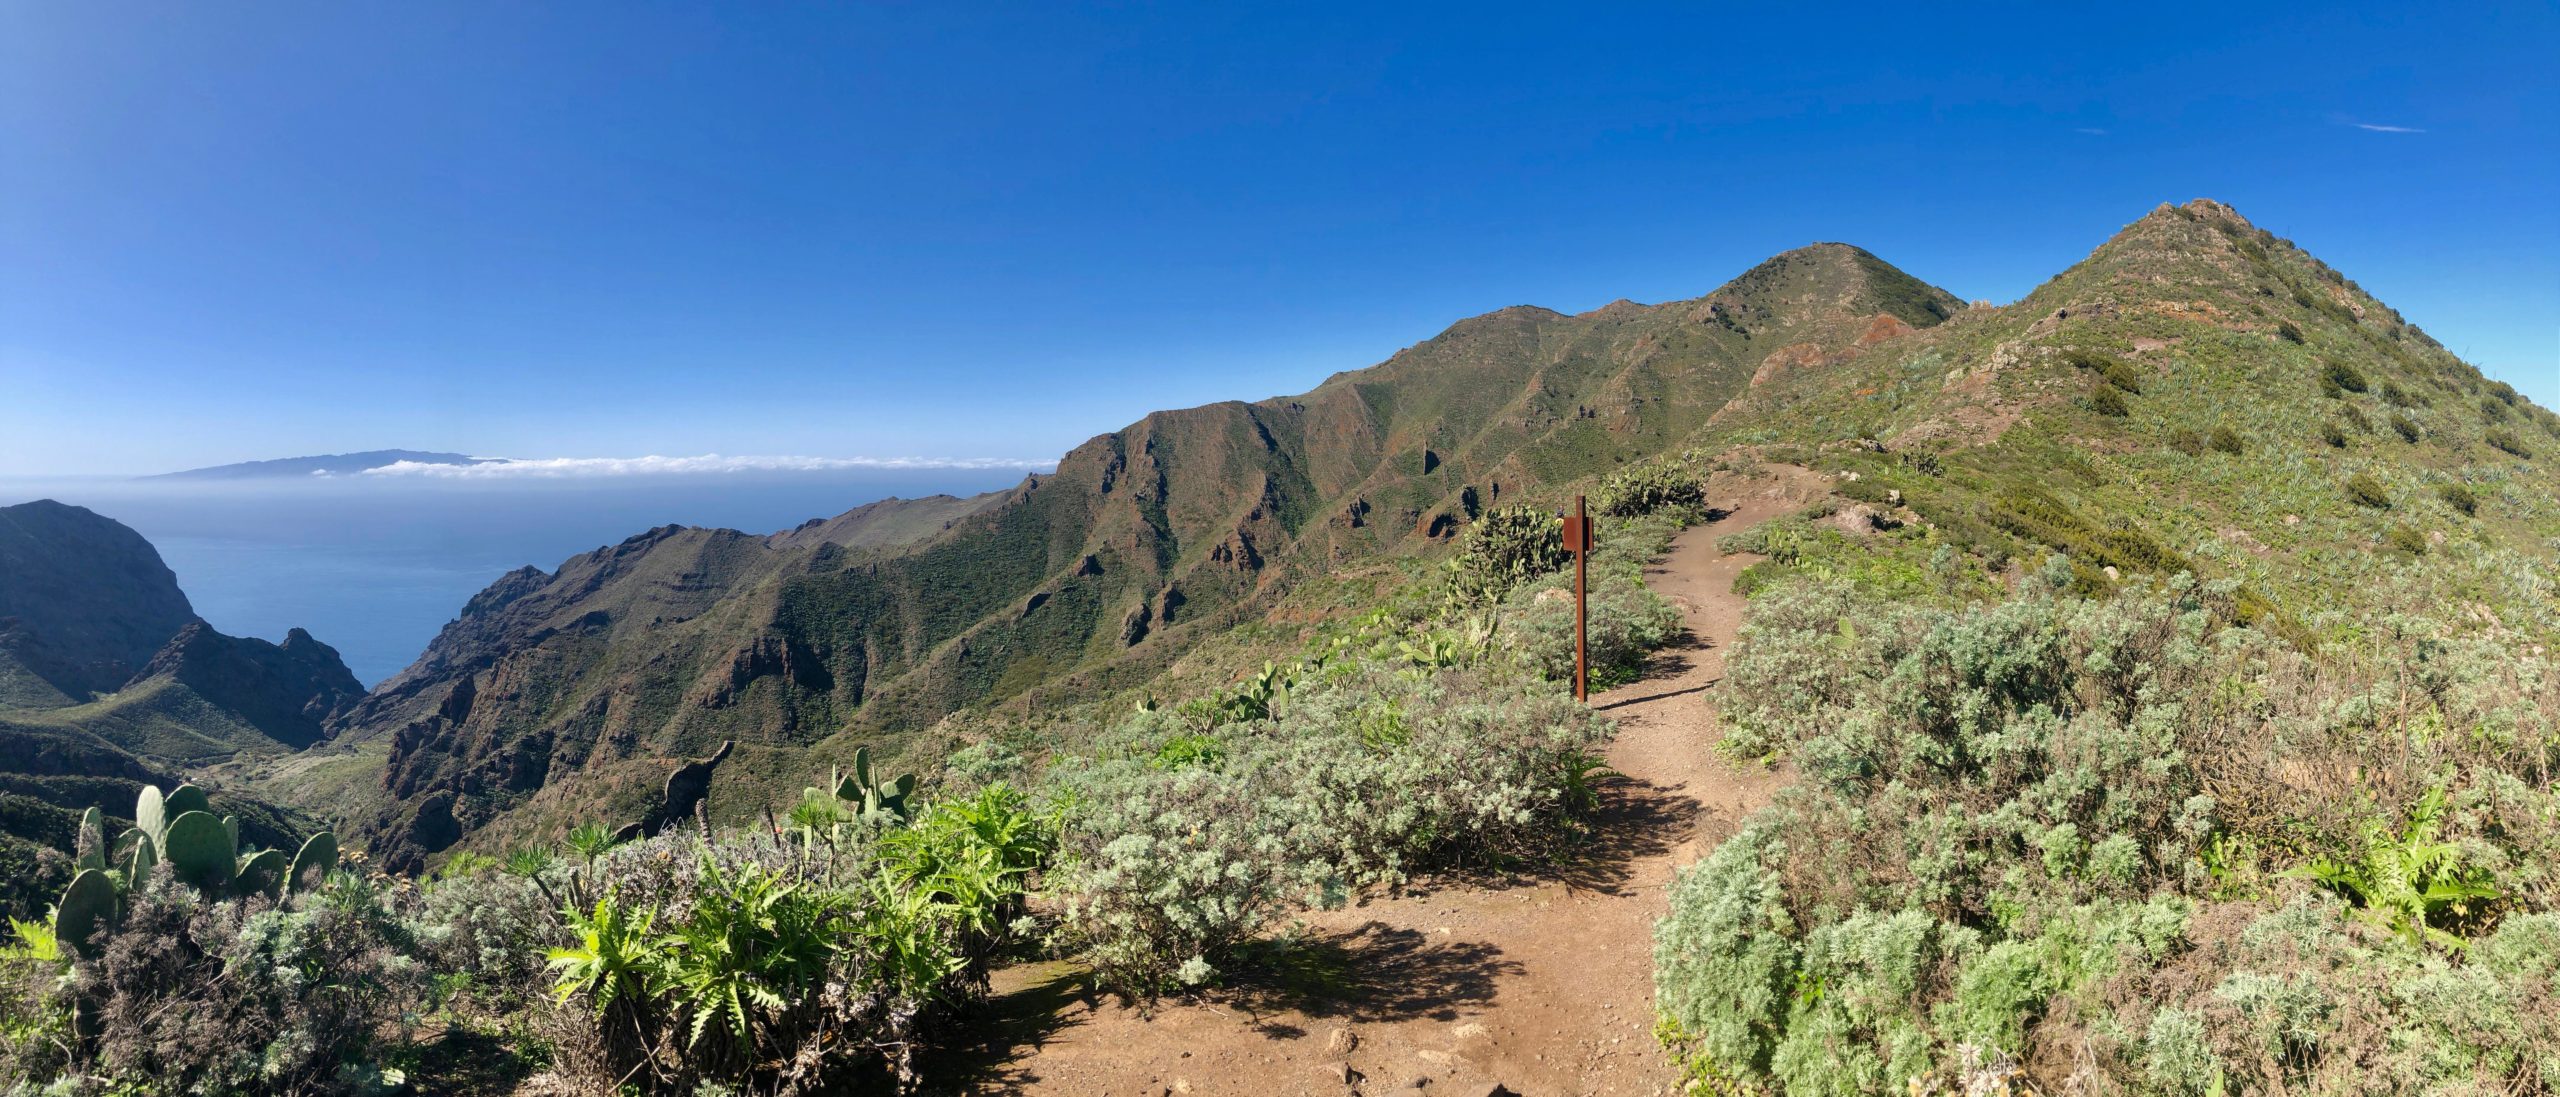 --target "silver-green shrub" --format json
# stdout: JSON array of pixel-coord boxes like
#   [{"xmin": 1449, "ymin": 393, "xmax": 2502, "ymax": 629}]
[
  {"xmin": 1502, "ymin": 567, "xmax": 1684, "ymax": 687},
  {"xmin": 1054, "ymin": 659, "xmax": 1610, "ymax": 992},
  {"xmin": 1658, "ymin": 574, "xmax": 2560, "ymax": 1092},
  {"xmin": 7, "ymin": 869, "xmax": 426, "ymax": 1095}
]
